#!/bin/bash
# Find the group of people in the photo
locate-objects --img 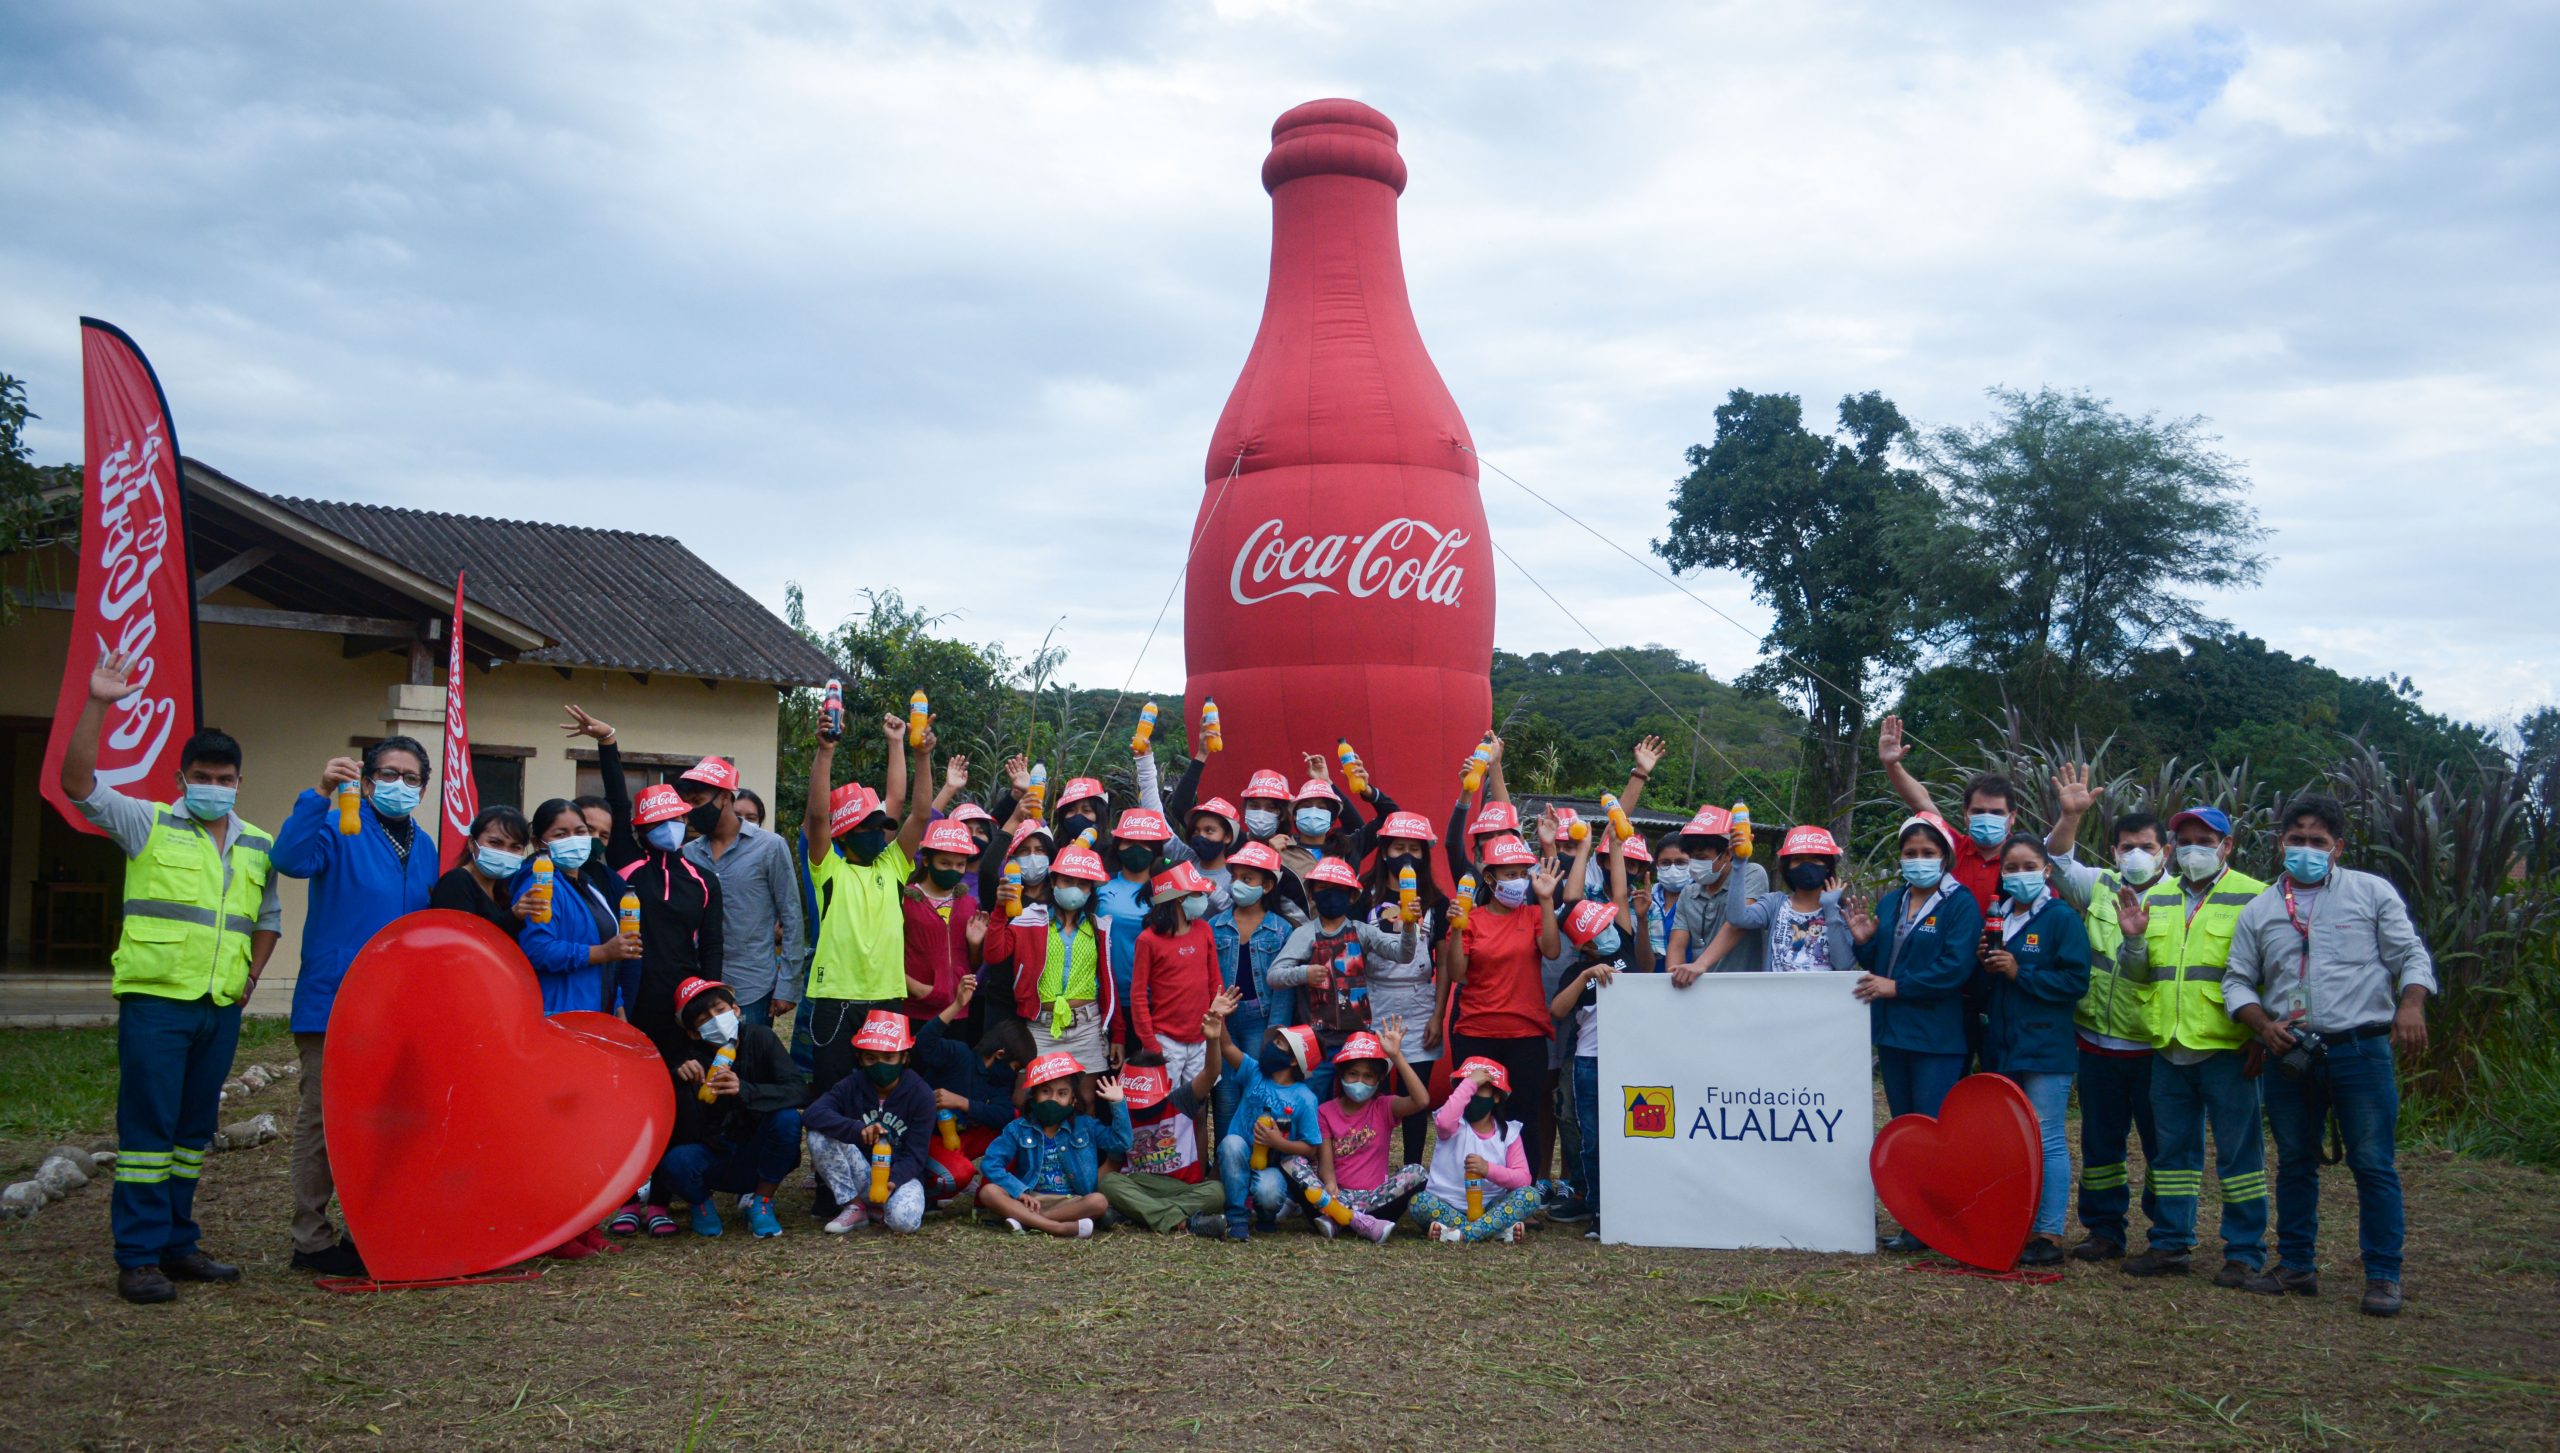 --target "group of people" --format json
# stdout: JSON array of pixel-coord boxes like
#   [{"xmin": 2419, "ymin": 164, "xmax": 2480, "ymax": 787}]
[{"xmin": 66, "ymin": 649, "xmax": 2436, "ymax": 1318}]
